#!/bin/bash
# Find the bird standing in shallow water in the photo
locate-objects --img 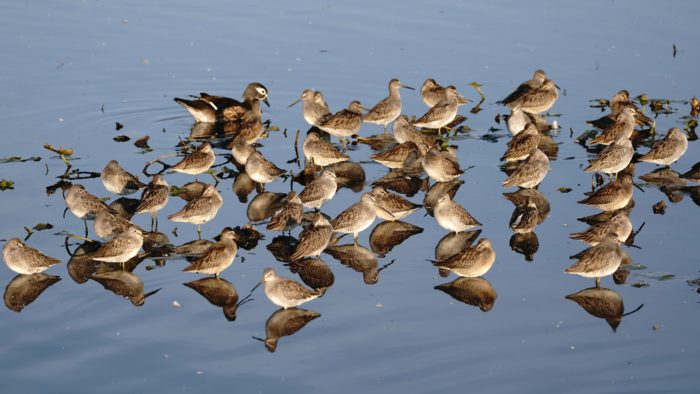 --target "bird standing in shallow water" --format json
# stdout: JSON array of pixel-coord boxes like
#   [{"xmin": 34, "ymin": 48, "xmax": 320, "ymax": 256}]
[
  {"xmin": 170, "ymin": 142, "xmax": 216, "ymax": 179},
  {"xmin": 430, "ymin": 239, "xmax": 496, "ymax": 278},
  {"xmin": 134, "ymin": 174, "xmax": 169, "ymax": 231},
  {"xmin": 290, "ymin": 212, "xmax": 333, "ymax": 261},
  {"xmin": 413, "ymin": 86, "xmax": 470, "ymax": 136},
  {"xmin": 499, "ymin": 69, "xmax": 547, "ymax": 105},
  {"xmin": 505, "ymin": 79, "xmax": 558, "ymax": 115},
  {"xmin": 565, "ymin": 236, "xmax": 625, "ymax": 287},
  {"xmin": 363, "ymin": 78, "xmax": 415, "ymax": 135},
  {"xmin": 433, "ymin": 194, "xmax": 481, "ymax": 234},
  {"xmin": 502, "ymin": 148, "xmax": 550, "ymax": 189},
  {"xmin": 420, "ymin": 78, "xmax": 456, "ymax": 108},
  {"xmin": 288, "ymin": 89, "xmax": 331, "ymax": 127},
  {"xmin": 638, "ymin": 127, "xmax": 688, "ymax": 167},
  {"xmin": 302, "ymin": 131, "xmax": 349, "ymax": 168},
  {"xmin": 3, "ymin": 238, "xmax": 61, "ymax": 275},
  {"xmin": 331, "ymin": 193, "xmax": 381, "ymax": 244},
  {"xmin": 262, "ymin": 267, "xmax": 321, "ymax": 309},
  {"xmin": 168, "ymin": 184, "xmax": 223, "ymax": 239},
  {"xmin": 318, "ymin": 101, "xmax": 364, "ymax": 148},
  {"xmin": 183, "ymin": 228, "xmax": 239, "ymax": 278},
  {"xmin": 244, "ymin": 151, "xmax": 286, "ymax": 190},
  {"xmin": 100, "ymin": 160, "xmax": 146, "ymax": 196}
]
